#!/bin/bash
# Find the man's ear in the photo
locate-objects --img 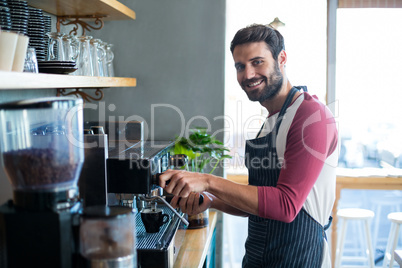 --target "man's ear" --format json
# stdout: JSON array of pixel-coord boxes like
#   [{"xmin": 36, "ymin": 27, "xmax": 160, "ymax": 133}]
[{"xmin": 278, "ymin": 50, "xmax": 287, "ymax": 67}]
